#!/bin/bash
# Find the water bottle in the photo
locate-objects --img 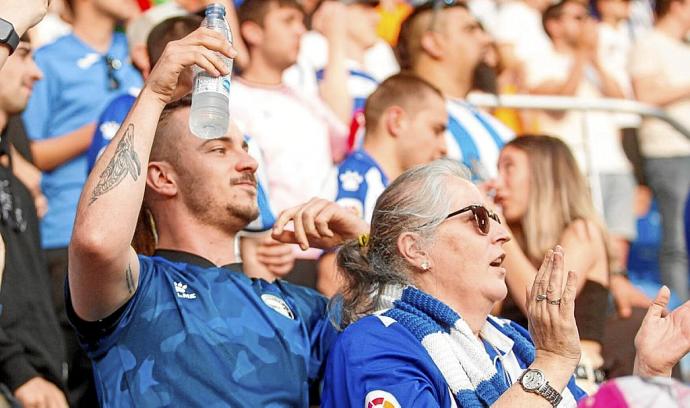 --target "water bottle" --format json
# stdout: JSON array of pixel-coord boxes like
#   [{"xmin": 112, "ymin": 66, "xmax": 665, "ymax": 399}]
[{"xmin": 190, "ymin": 4, "xmax": 233, "ymax": 139}]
